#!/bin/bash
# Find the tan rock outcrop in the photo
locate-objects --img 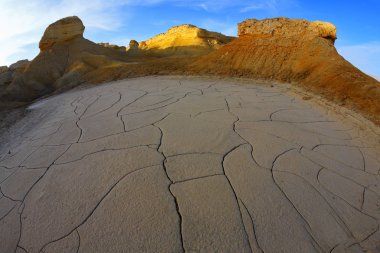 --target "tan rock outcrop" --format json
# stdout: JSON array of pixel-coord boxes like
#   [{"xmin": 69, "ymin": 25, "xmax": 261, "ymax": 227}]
[
  {"xmin": 238, "ymin": 18, "xmax": 336, "ymax": 41},
  {"xmin": 140, "ymin": 24, "xmax": 233, "ymax": 50},
  {"xmin": 134, "ymin": 24, "xmax": 234, "ymax": 57},
  {"xmin": 39, "ymin": 16, "xmax": 85, "ymax": 51}
]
